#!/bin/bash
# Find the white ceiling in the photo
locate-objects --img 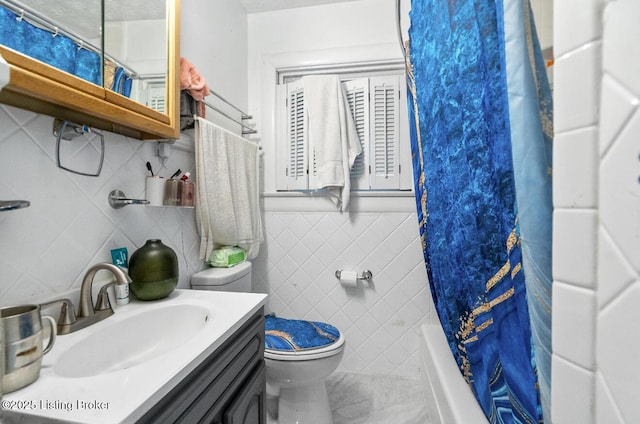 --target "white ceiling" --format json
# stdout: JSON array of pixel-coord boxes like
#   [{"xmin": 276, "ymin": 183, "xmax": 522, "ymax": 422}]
[
  {"xmin": 238, "ymin": 0, "xmax": 359, "ymax": 13},
  {"xmin": 21, "ymin": 0, "xmax": 357, "ymax": 39},
  {"xmin": 20, "ymin": 0, "xmax": 165, "ymax": 39},
  {"xmin": 24, "ymin": 0, "xmax": 165, "ymax": 22}
]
